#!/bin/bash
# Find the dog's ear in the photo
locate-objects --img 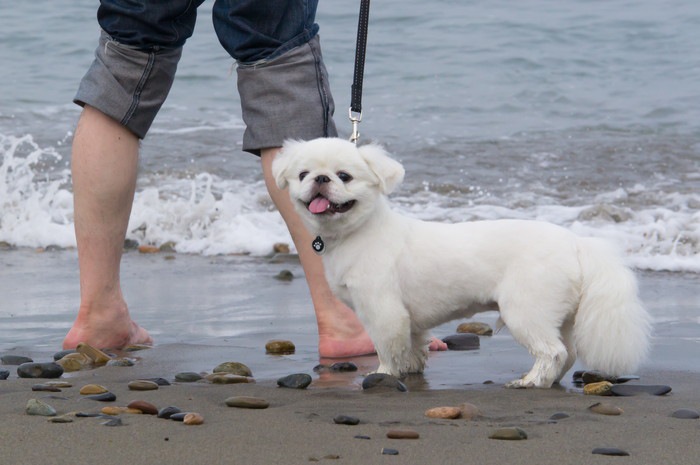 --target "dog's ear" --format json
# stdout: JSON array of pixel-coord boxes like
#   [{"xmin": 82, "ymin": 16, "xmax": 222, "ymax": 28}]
[
  {"xmin": 357, "ymin": 144, "xmax": 405, "ymax": 194},
  {"xmin": 272, "ymin": 140, "xmax": 302, "ymax": 190}
]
